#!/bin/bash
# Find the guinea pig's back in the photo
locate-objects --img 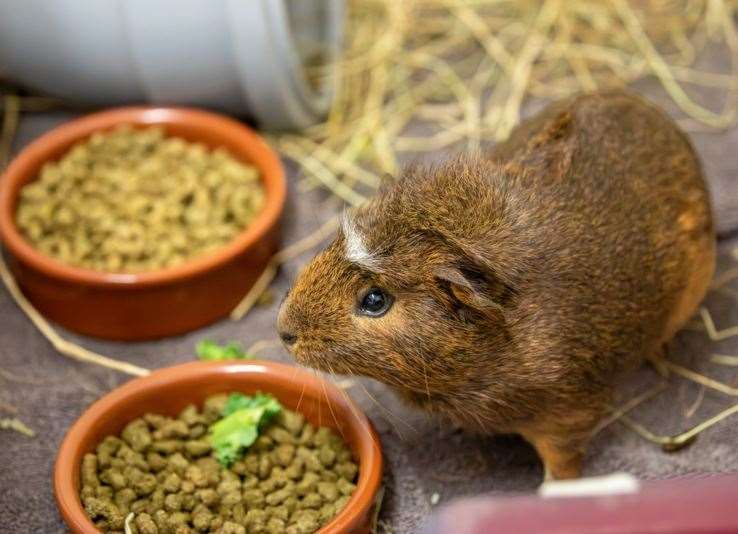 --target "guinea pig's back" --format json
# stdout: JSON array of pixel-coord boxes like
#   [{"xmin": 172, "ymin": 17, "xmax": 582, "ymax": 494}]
[{"xmin": 492, "ymin": 91, "xmax": 715, "ymax": 371}]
